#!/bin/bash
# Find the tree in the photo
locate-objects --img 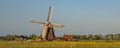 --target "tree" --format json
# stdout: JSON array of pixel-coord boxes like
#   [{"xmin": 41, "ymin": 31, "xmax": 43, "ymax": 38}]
[
  {"xmin": 72, "ymin": 35, "xmax": 80, "ymax": 40},
  {"xmin": 105, "ymin": 34, "xmax": 114, "ymax": 40},
  {"xmin": 29, "ymin": 34, "xmax": 37, "ymax": 40},
  {"xmin": 5, "ymin": 34, "xmax": 20, "ymax": 40},
  {"xmin": 114, "ymin": 34, "xmax": 120, "ymax": 40},
  {"xmin": 81, "ymin": 35, "xmax": 87, "ymax": 40},
  {"xmin": 94, "ymin": 34, "xmax": 103, "ymax": 40},
  {"xmin": 87, "ymin": 34, "xmax": 94, "ymax": 40}
]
